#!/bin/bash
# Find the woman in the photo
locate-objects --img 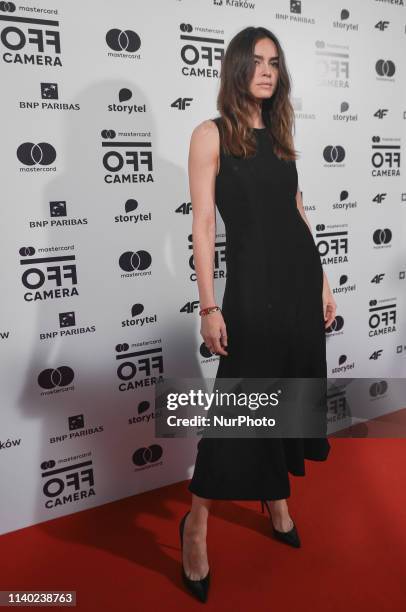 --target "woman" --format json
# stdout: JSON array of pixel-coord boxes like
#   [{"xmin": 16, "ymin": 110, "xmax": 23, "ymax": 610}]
[{"xmin": 179, "ymin": 26, "xmax": 337, "ymax": 603}]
